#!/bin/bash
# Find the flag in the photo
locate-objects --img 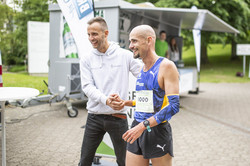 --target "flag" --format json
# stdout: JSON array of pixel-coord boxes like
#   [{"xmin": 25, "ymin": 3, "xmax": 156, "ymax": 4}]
[{"xmin": 57, "ymin": 0, "xmax": 94, "ymax": 59}]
